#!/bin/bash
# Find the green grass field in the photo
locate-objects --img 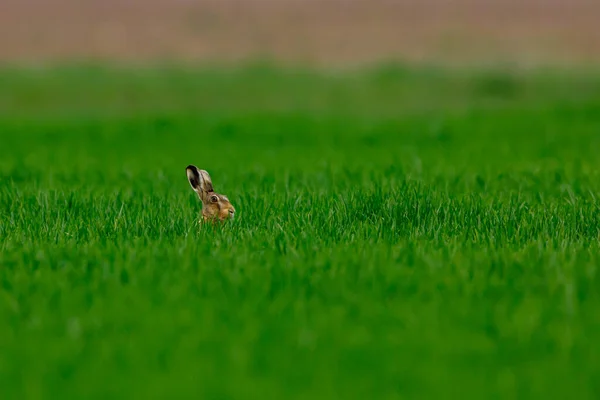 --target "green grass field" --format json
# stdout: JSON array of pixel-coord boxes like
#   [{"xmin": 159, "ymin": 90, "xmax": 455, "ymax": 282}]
[{"xmin": 1, "ymin": 63, "xmax": 600, "ymax": 399}]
